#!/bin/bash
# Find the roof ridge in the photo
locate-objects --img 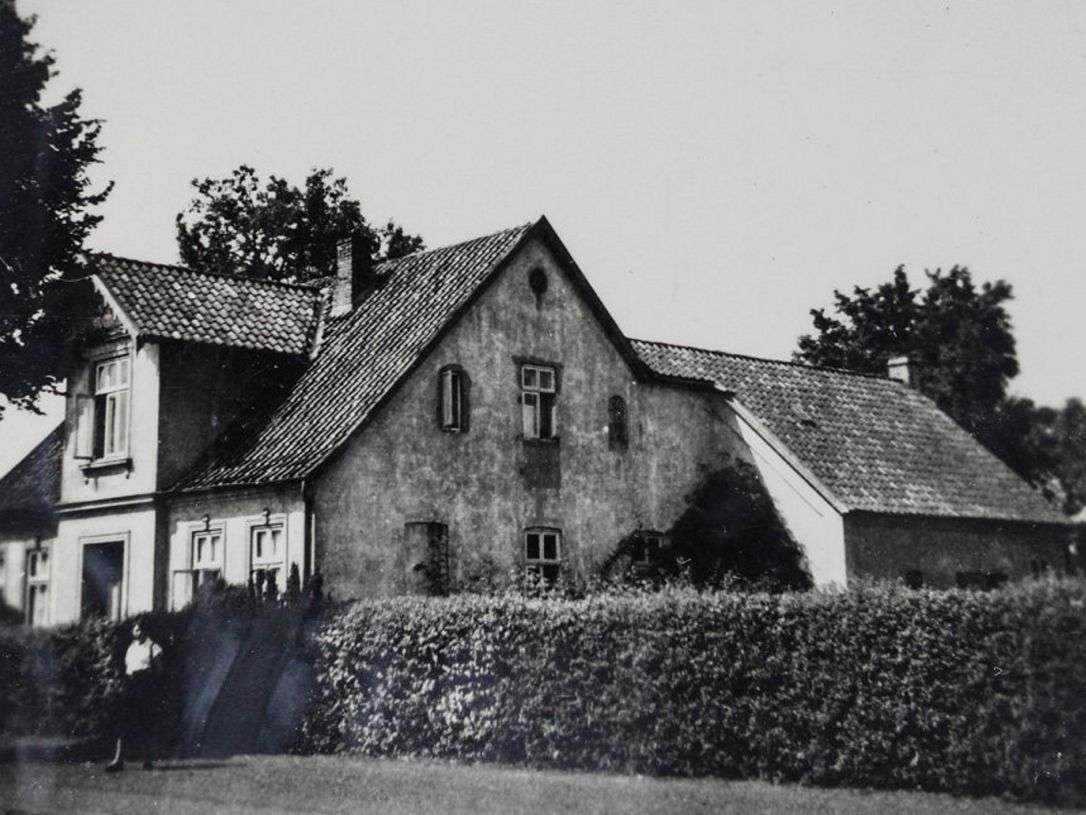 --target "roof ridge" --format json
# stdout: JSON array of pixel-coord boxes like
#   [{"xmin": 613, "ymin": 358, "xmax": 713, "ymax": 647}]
[
  {"xmin": 94, "ymin": 253, "xmax": 321, "ymax": 292},
  {"xmin": 629, "ymin": 337, "xmax": 897, "ymax": 382},
  {"xmin": 374, "ymin": 221, "xmax": 535, "ymax": 270}
]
